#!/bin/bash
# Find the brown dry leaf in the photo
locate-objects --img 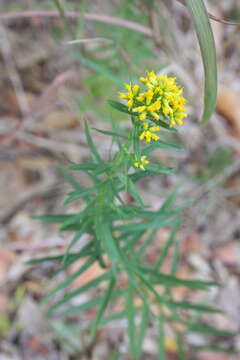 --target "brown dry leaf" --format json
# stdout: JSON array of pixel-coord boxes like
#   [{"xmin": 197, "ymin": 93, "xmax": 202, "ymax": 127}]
[
  {"xmin": 16, "ymin": 156, "xmax": 53, "ymax": 170},
  {"xmin": 213, "ymin": 241, "xmax": 240, "ymax": 265},
  {"xmin": 217, "ymin": 86, "xmax": 240, "ymax": 137},
  {"xmin": 0, "ymin": 294, "xmax": 10, "ymax": 313},
  {"xmin": 181, "ymin": 231, "xmax": 202, "ymax": 254},
  {"xmin": 38, "ymin": 110, "xmax": 79, "ymax": 130},
  {"xmin": 0, "ymin": 249, "xmax": 16, "ymax": 282},
  {"xmin": 197, "ymin": 352, "xmax": 228, "ymax": 360}
]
